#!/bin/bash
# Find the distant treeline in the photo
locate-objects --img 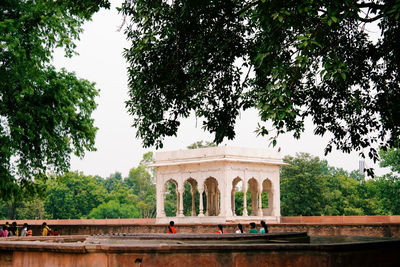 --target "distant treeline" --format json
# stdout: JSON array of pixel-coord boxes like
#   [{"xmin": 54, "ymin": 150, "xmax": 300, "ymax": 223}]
[{"xmin": 1, "ymin": 150, "xmax": 400, "ymax": 220}]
